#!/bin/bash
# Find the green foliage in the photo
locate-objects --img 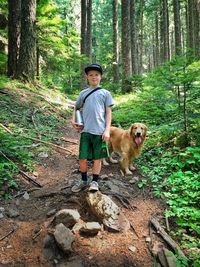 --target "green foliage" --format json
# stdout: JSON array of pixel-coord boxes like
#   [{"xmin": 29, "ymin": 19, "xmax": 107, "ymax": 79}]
[
  {"xmin": 36, "ymin": 0, "xmax": 81, "ymax": 91},
  {"xmin": 0, "ymin": 159, "xmax": 18, "ymax": 199},
  {"xmin": 0, "ymin": 78, "xmax": 70, "ymax": 199},
  {"xmin": 0, "ymin": 52, "xmax": 7, "ymax": 74}
]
